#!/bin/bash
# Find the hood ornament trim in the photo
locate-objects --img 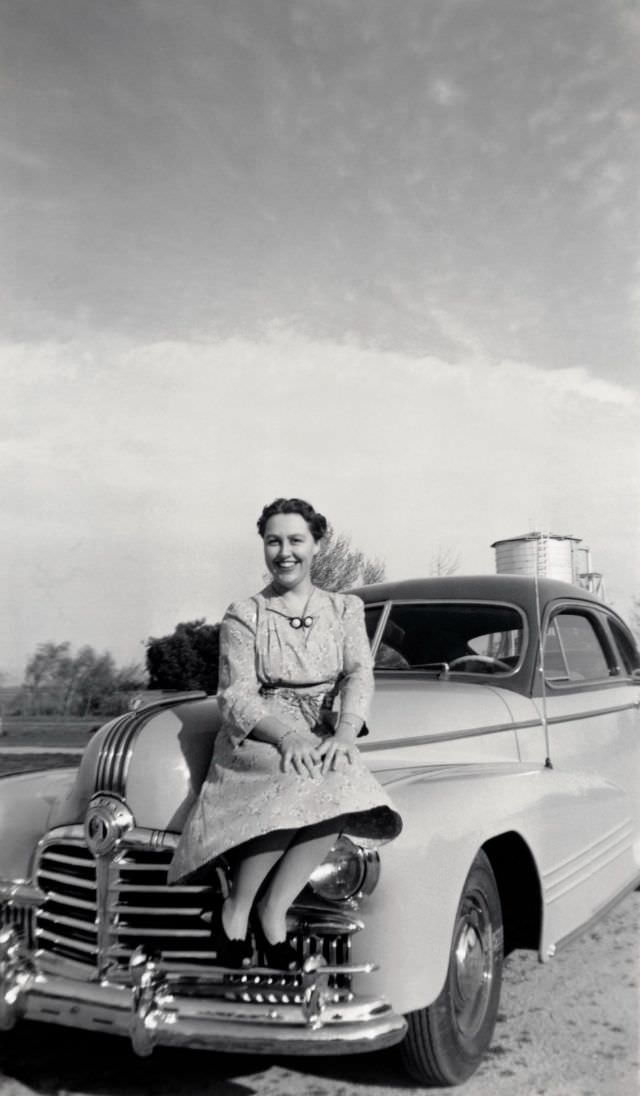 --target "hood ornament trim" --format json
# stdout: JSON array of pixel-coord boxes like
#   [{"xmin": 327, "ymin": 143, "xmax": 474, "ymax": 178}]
[{"xmin": 84, "ymin": 794, "xmax": 135, "ymax": 857}]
